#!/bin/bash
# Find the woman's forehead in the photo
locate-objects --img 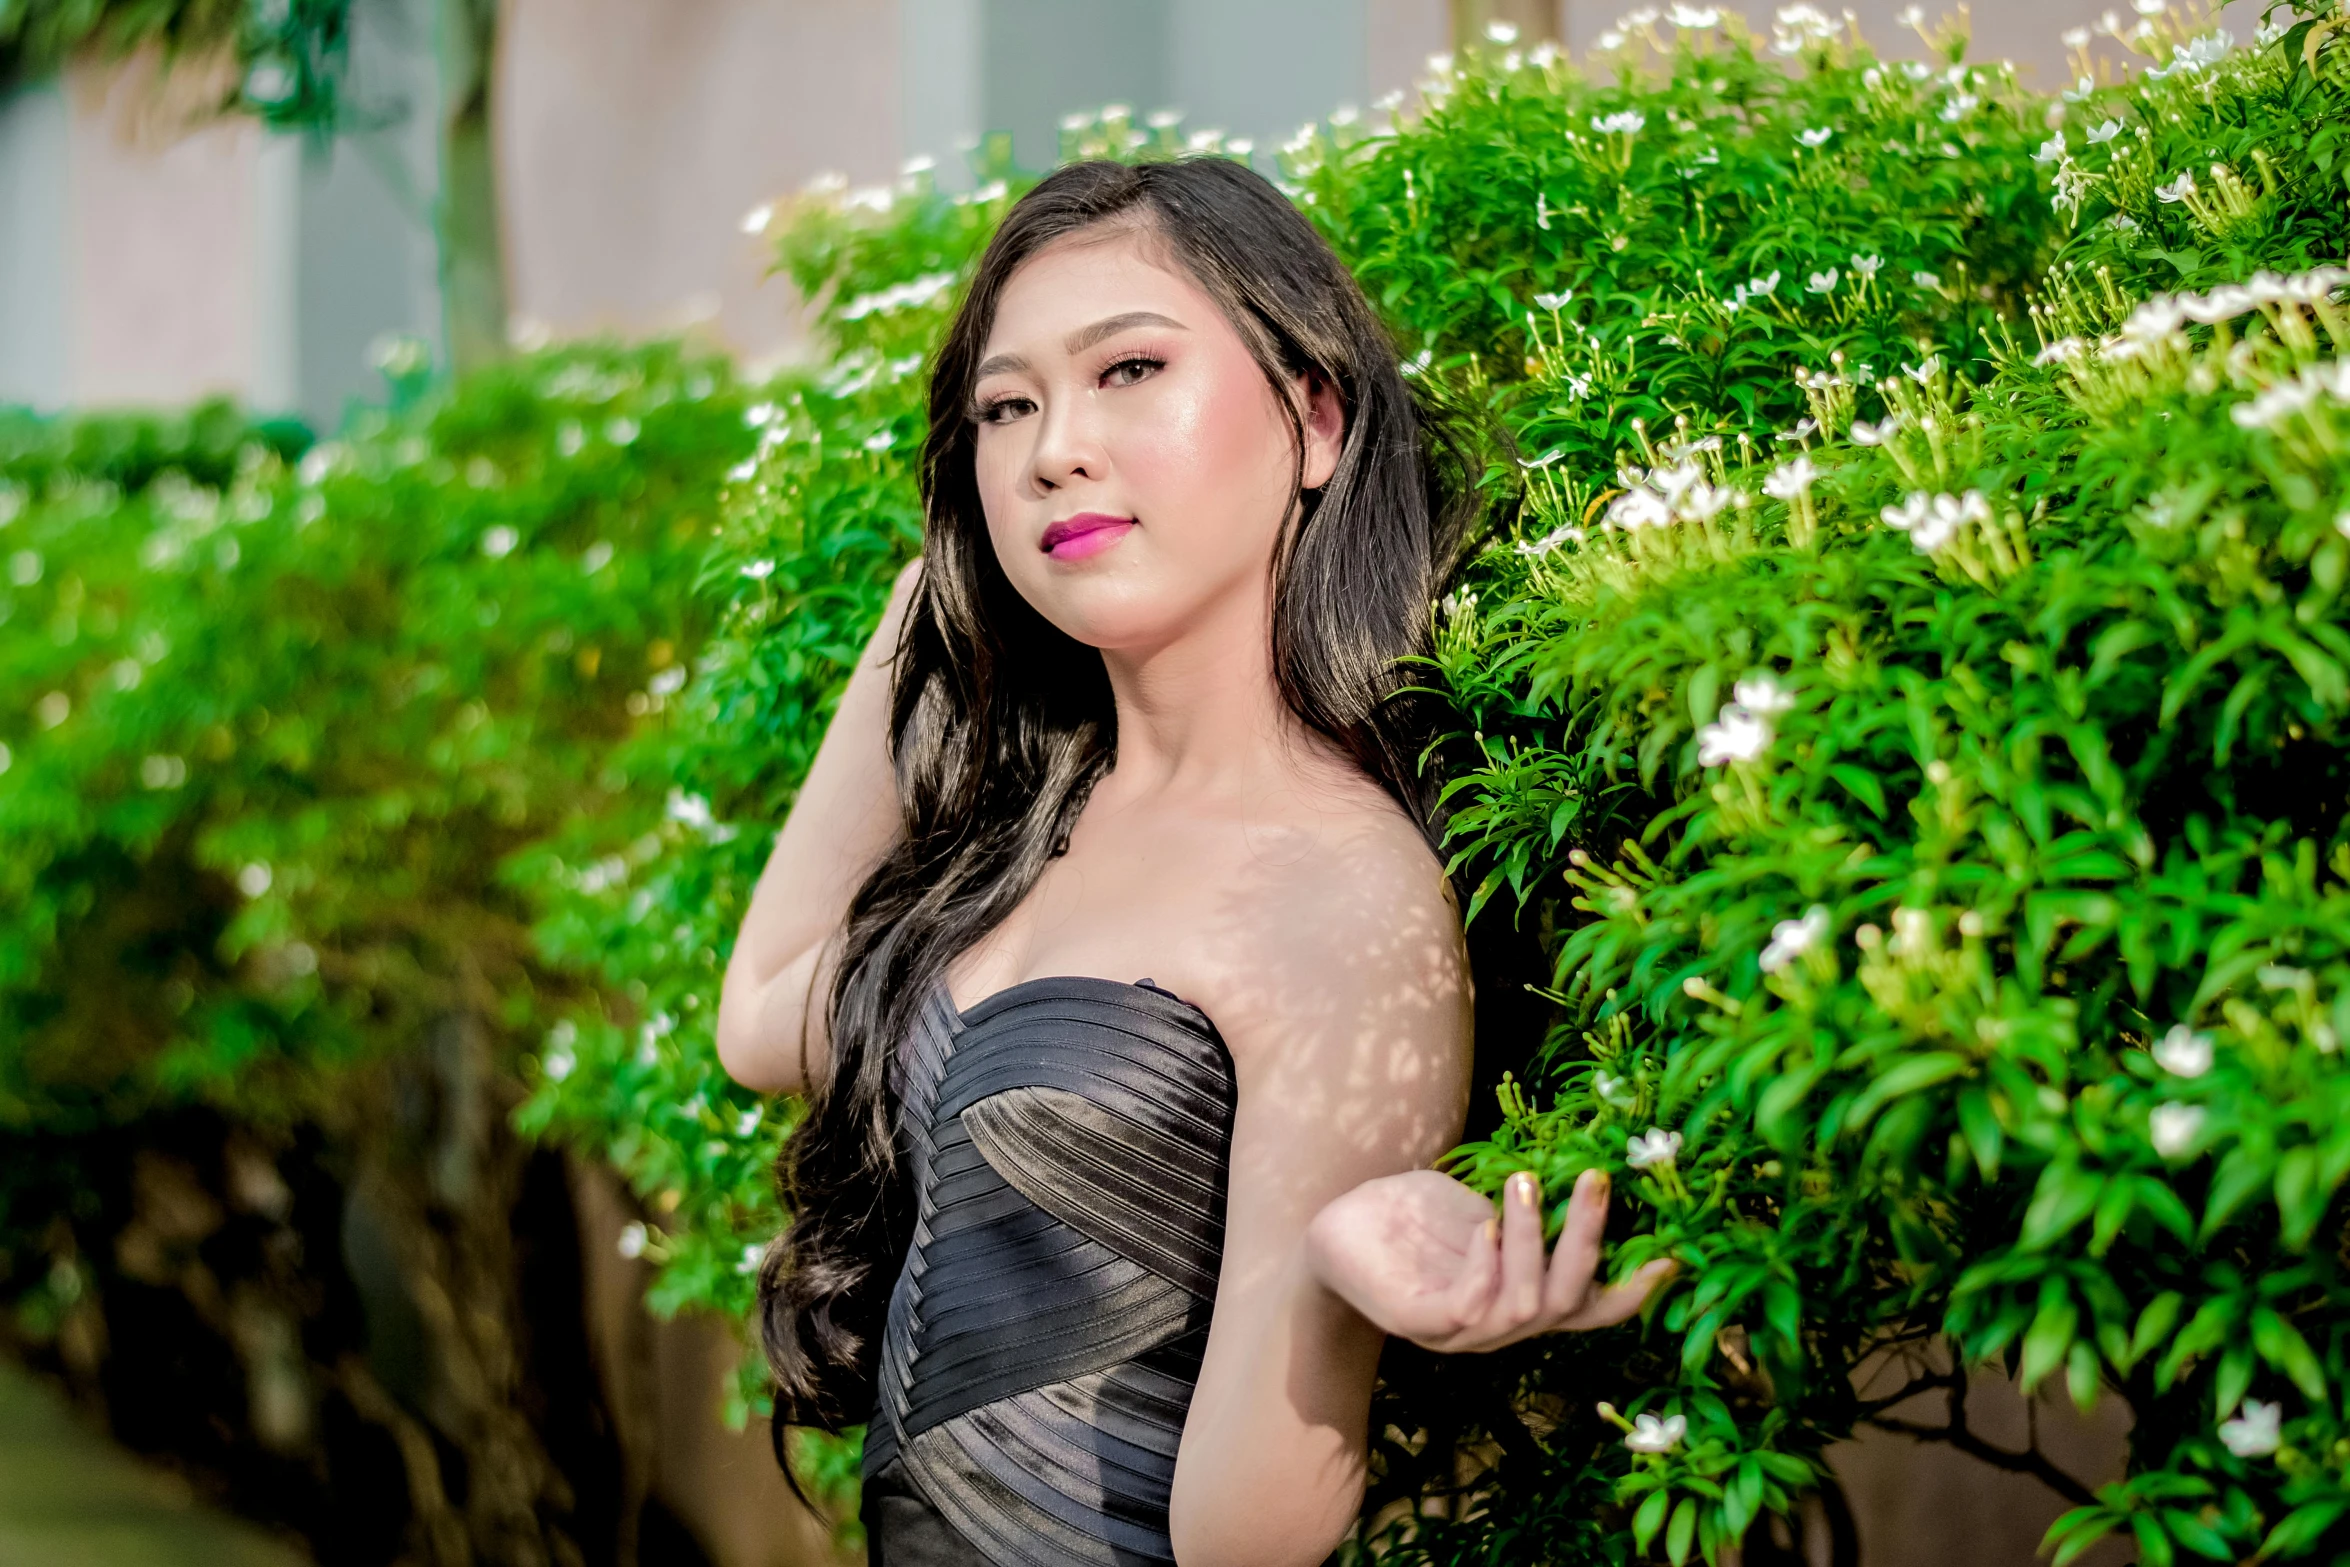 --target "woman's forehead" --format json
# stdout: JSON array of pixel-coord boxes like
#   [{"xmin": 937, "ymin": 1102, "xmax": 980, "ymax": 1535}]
[{"xmin": 984, "ymin": 231, "xmax": 1214, "ymax": 354}]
